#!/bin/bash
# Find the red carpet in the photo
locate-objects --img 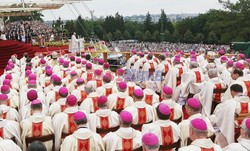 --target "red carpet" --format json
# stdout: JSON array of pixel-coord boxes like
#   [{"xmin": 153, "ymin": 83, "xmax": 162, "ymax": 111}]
[{"xmin": 0, "ymin": 40, "xmax": 69, "ymax": 75}]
